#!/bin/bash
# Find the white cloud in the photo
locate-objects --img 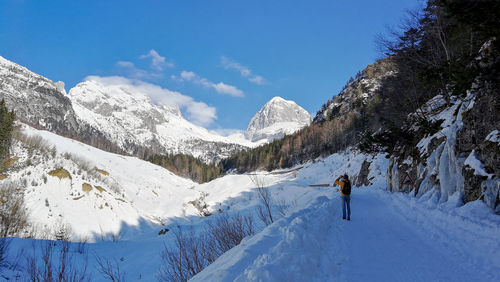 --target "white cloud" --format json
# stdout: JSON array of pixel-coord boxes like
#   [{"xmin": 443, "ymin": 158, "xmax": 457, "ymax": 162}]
[
  {"xmin": 115, "ymin": 60, "xmax": 161, "ymax": 80},
  {"xmin": 221, "ymin": 56, "xmax": 267, "ymax": 85},
  {"xmin": 184, "ymin": 101, "xmax": 217, "ymax": 127},
  {"xmin": 212, "ymin": 82, "xmax": 243, "ymax": 97},
  {"xmin": 249, "ymin": 75, "xmax": 265, "ymax": 85},
  {"xmin": 180, "ymin": 71, "xmax": 196, "ymax": 81},
  {"xmin": 116, "ymin": 61, "xmax": 135, "ymax": 68},
  {"xmin": 139, "ymin": 49, "xmax": 174, "ymax": 71},
  {"xmin": 85, "ymin": 75, "xmax": 217, "ymax": 127},
  {"xmin": 221, "ymin": 56, "xmax": 251, "ymax": 77},
  {"xmin": 173, "ymin": 70, "xmax": 244, "ymax": 97}
]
